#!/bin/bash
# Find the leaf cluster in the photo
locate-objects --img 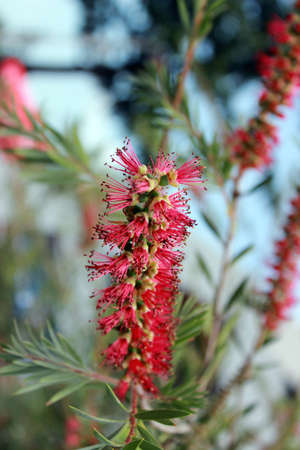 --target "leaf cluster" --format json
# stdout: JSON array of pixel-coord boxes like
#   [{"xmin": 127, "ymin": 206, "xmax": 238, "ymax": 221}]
[
  {"xmin": 0, "ymin": 321, "xmax": 97, "ymax": 405},
  {"xmin": 0, "ymin": 100, "xmax": 98, "ymax": 187}
]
